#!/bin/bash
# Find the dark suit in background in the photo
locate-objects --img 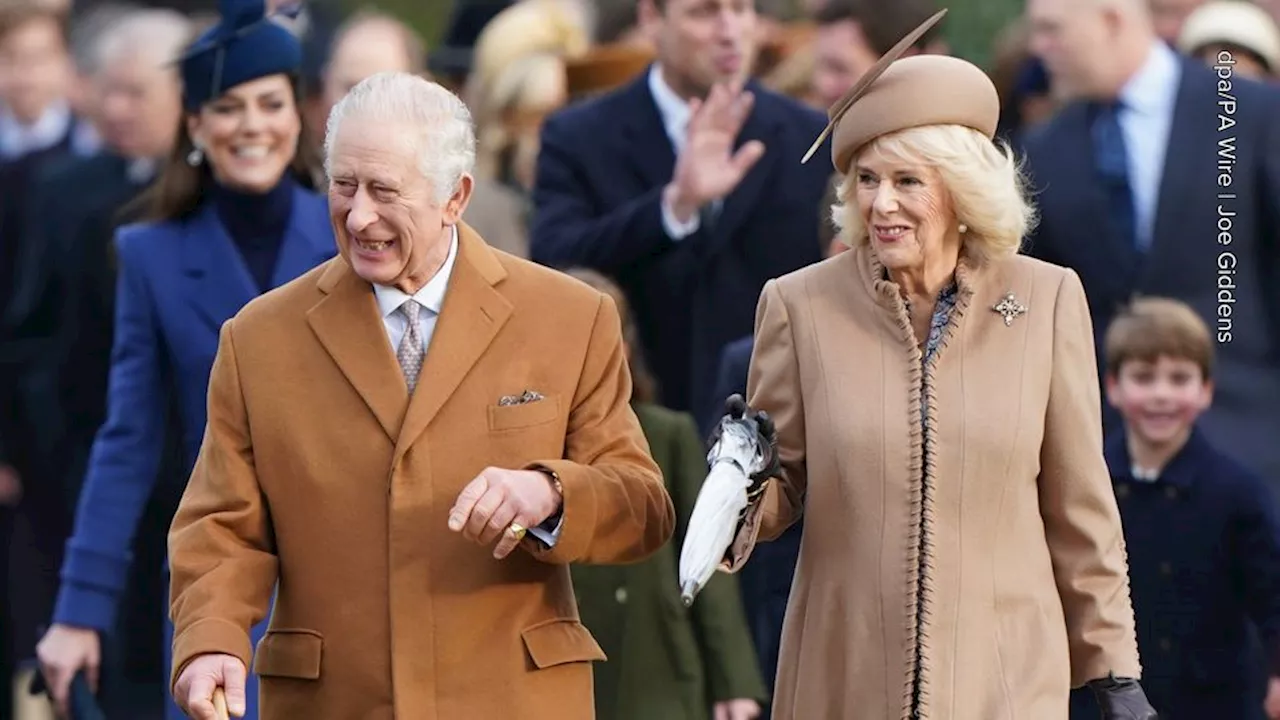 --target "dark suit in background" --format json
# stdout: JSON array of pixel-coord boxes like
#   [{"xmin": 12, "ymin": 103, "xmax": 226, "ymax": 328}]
[
  {"xmin": 1021, "ymin": 56, "xmax": 1280, "ymax": 484},
  {"xmin": 530, "ymin": 71, "xmax": 830, "ymax": 417},
  {"xmin": 3, "ymin": 152, "xmax": 182, "ymax": 716},
  {"xmin": 706, "ymin": 335, "xmax": 800, "ymax": 718}
]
